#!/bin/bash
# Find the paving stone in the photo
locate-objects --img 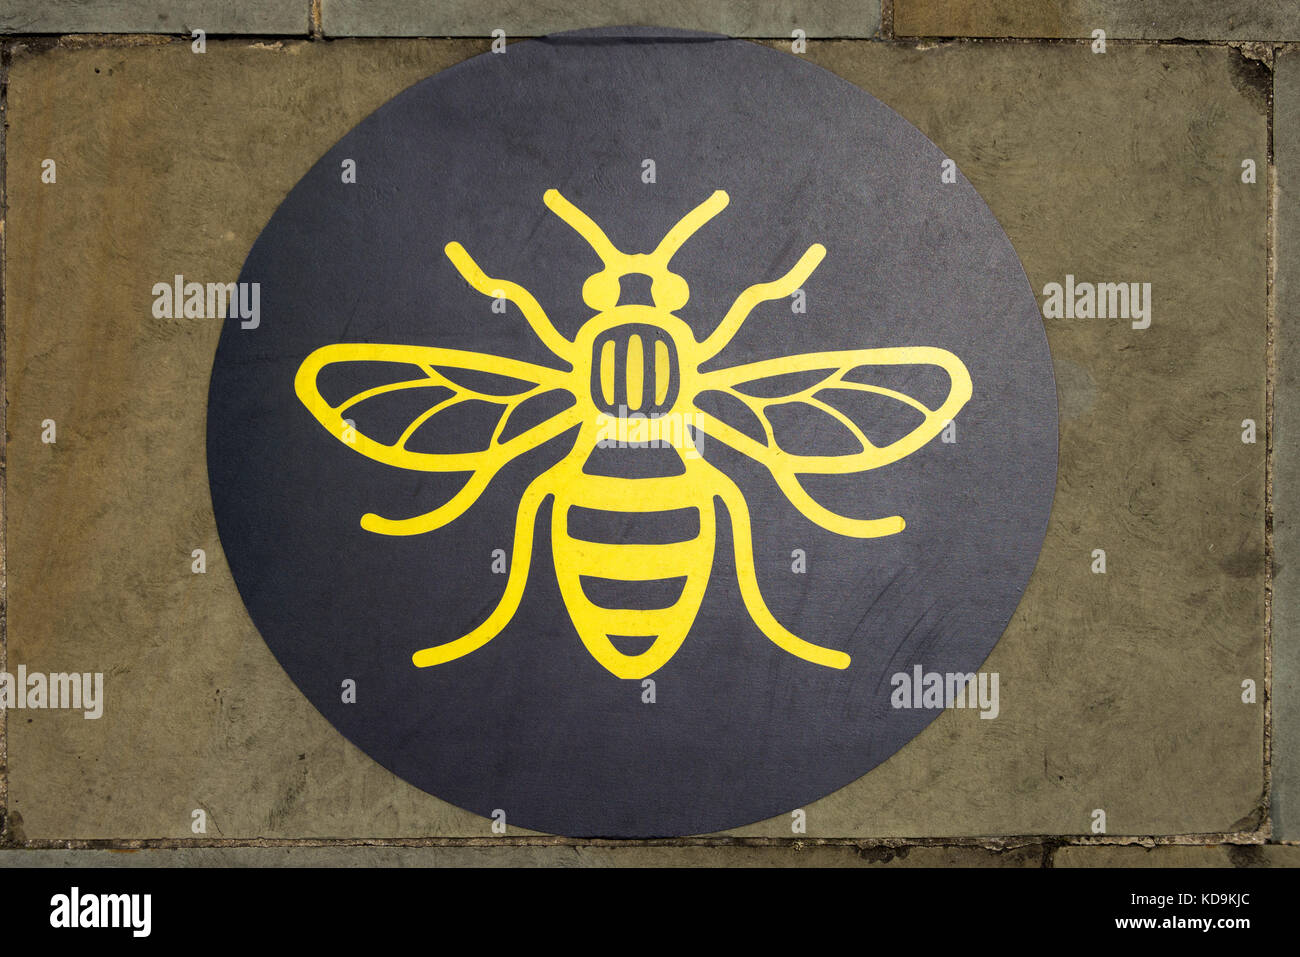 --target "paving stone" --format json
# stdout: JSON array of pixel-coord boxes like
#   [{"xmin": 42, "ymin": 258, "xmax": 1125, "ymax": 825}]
[
  {"xmin": 1274, "ymin": 49, "xmax": 1300, "ymax": 843},
  {"xmin": 894, "ymin": 0, "xmax": 1300, "ymax": 41},
  {"xmin": 4, "ymin": 39, "xmax": 496, "ymax": 842},
  {"xmin": 0, "ymin": 1, "xmax": 306, "ymax": 35},
  {"xmin": 3, "ymin": 38, "xmax": 1266, "ymax": 839},
  {"xmin": 320, "ymin": 0, "xmax": 879, "ymax": 38},
  {"xmin": 0, "ymin": 843, "xmax": 1044, "ymax": 866},
  {"xmin": 726, "ymin": 40, "xmax": 1267, "ymax": 838},
  {"xmin": 1054, "ymin": 844, "xmax": 1300, "ymax": 867}
]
